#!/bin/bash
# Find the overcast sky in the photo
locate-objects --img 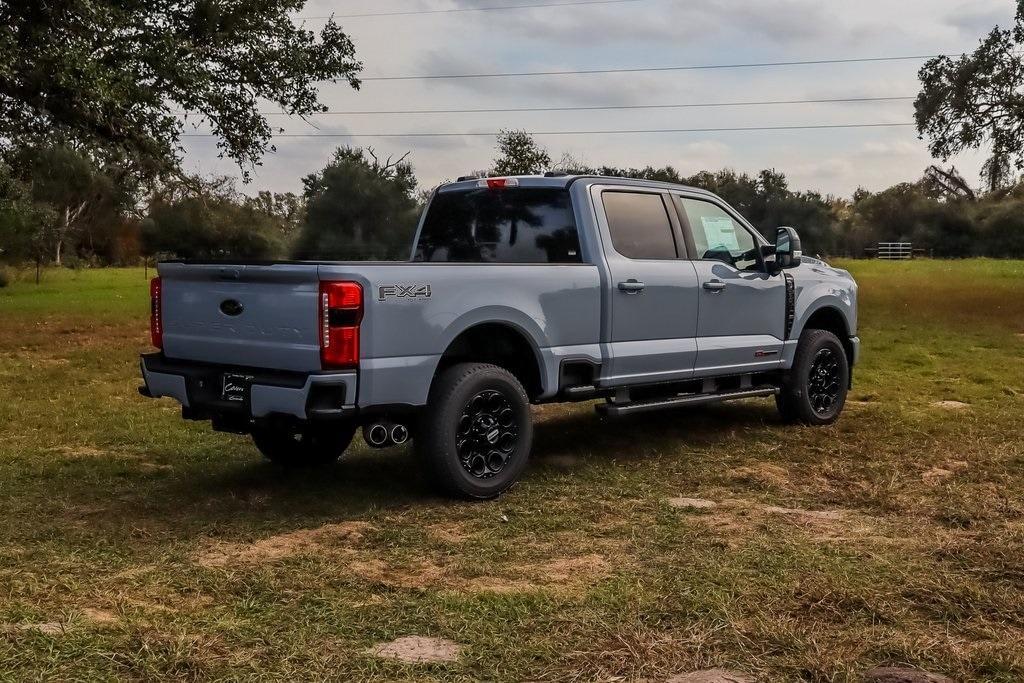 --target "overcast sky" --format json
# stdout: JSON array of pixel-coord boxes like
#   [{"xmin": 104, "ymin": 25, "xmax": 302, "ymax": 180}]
[{"xmin": 180, "ymin": 0, "xmax": 1015, "ymax": 198}]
